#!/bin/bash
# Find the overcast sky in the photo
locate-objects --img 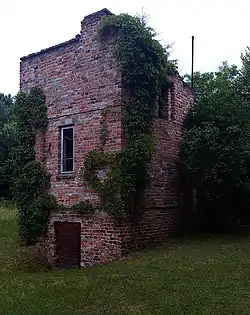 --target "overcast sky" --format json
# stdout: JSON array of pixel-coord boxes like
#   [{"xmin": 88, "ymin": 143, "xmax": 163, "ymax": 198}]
[{"xmin": 0, "ymin": 0, "xmax": 249, "ymax": 95}]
